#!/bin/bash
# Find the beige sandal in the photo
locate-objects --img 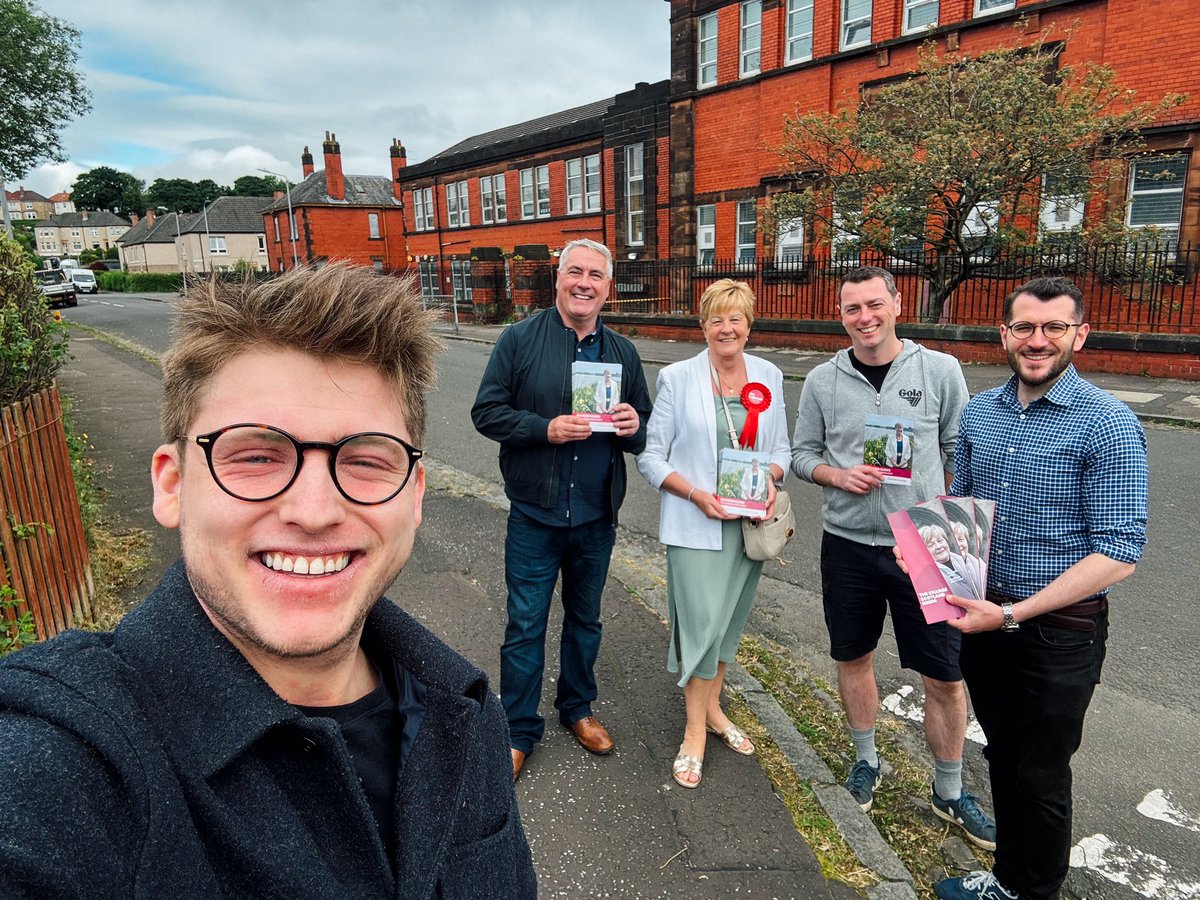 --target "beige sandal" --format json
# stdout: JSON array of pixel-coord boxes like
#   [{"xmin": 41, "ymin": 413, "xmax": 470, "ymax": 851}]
[
  {"xmin": 672, "ymin": 750, "xmax": 703, "ymax": 788},
  {"xmin": 707, "ymin": 723, "xmax": 755, "ymax": 756}
]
